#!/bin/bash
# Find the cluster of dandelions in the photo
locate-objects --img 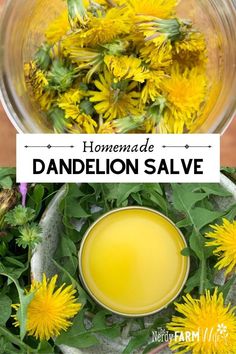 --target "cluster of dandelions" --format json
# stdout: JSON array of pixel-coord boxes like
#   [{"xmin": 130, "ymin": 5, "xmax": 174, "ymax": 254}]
[
  {"xmin": 24, "ymin": 0, "xmax": 208, "ymax": 134},
  {"xmin": 167, "ymin": 218, "xmax": 236, "ymax": 354}
]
